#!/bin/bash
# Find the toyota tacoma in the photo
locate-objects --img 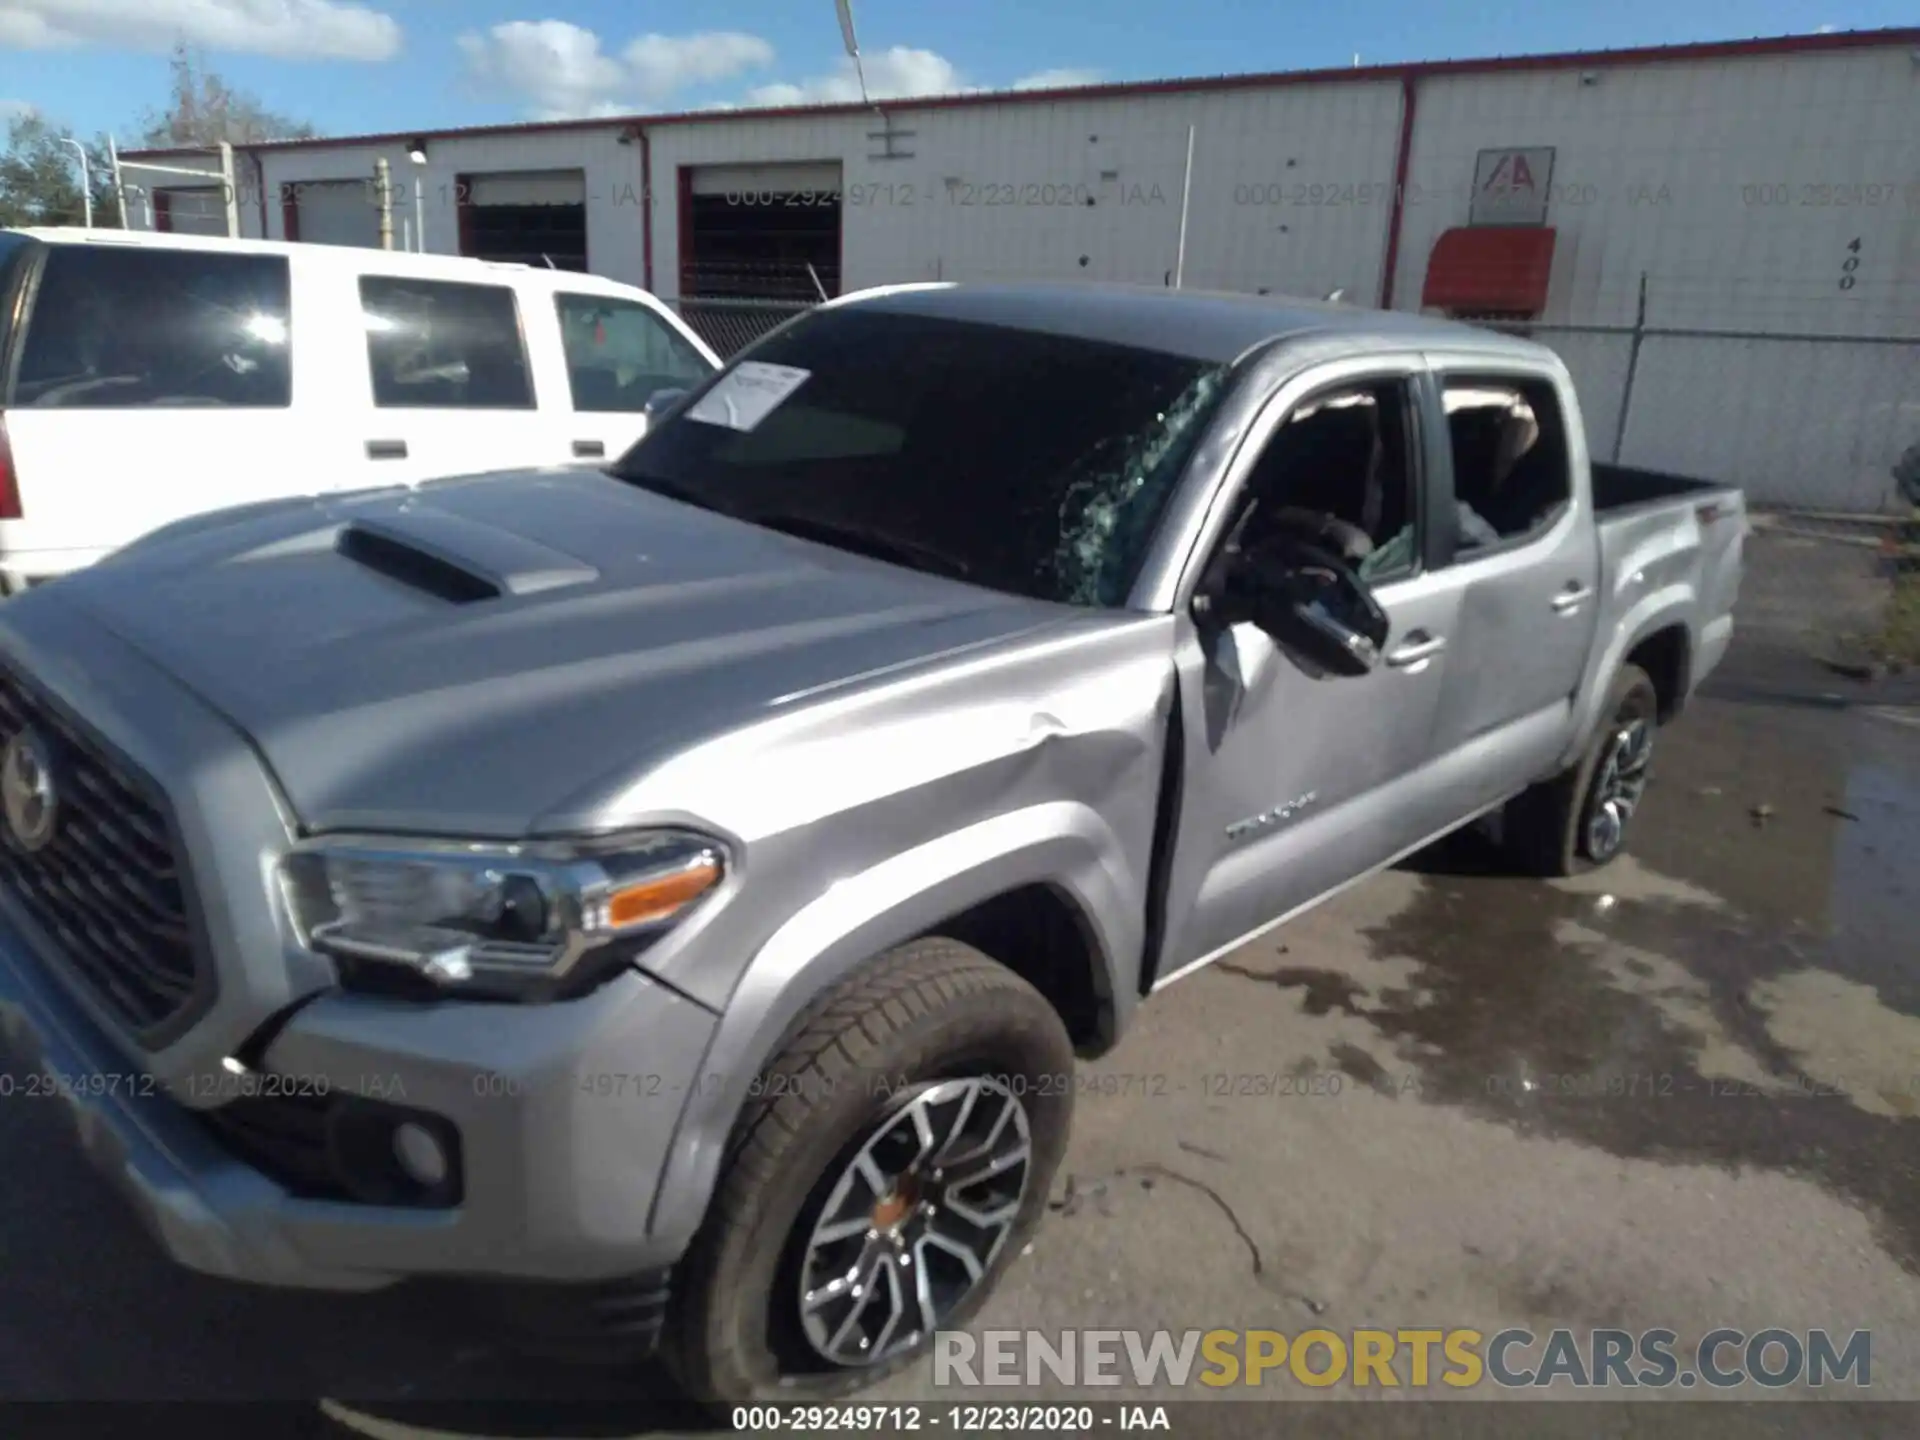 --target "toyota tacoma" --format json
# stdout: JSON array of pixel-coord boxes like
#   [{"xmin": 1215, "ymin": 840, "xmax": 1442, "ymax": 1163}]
[{"xmin": 0, "ymin": 282, "xmax": 1744, "ymax": 1401}]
